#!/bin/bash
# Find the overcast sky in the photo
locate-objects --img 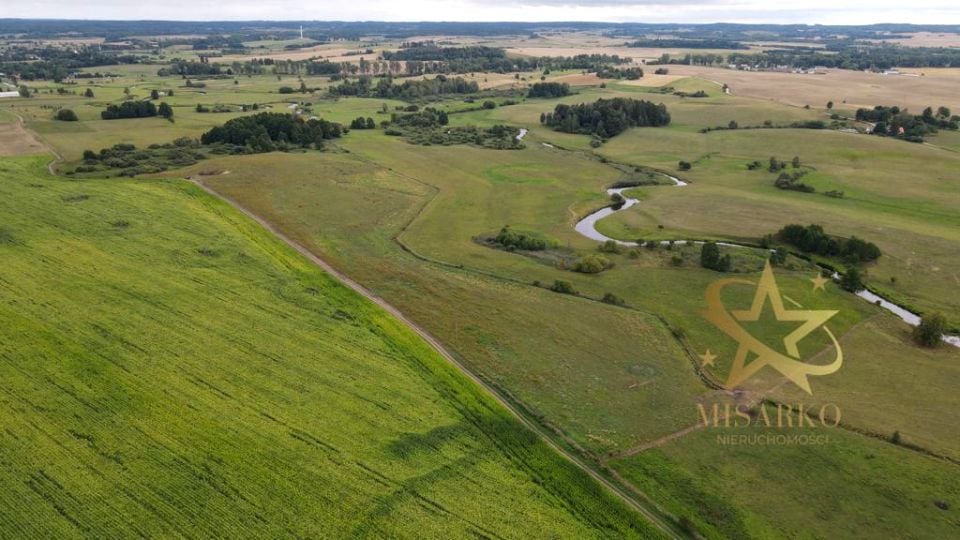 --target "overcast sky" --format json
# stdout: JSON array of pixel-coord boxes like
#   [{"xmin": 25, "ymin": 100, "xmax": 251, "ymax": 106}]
[{"xmin": 5, "ymin": 1, "xmax": 960, "ymax": 25}]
